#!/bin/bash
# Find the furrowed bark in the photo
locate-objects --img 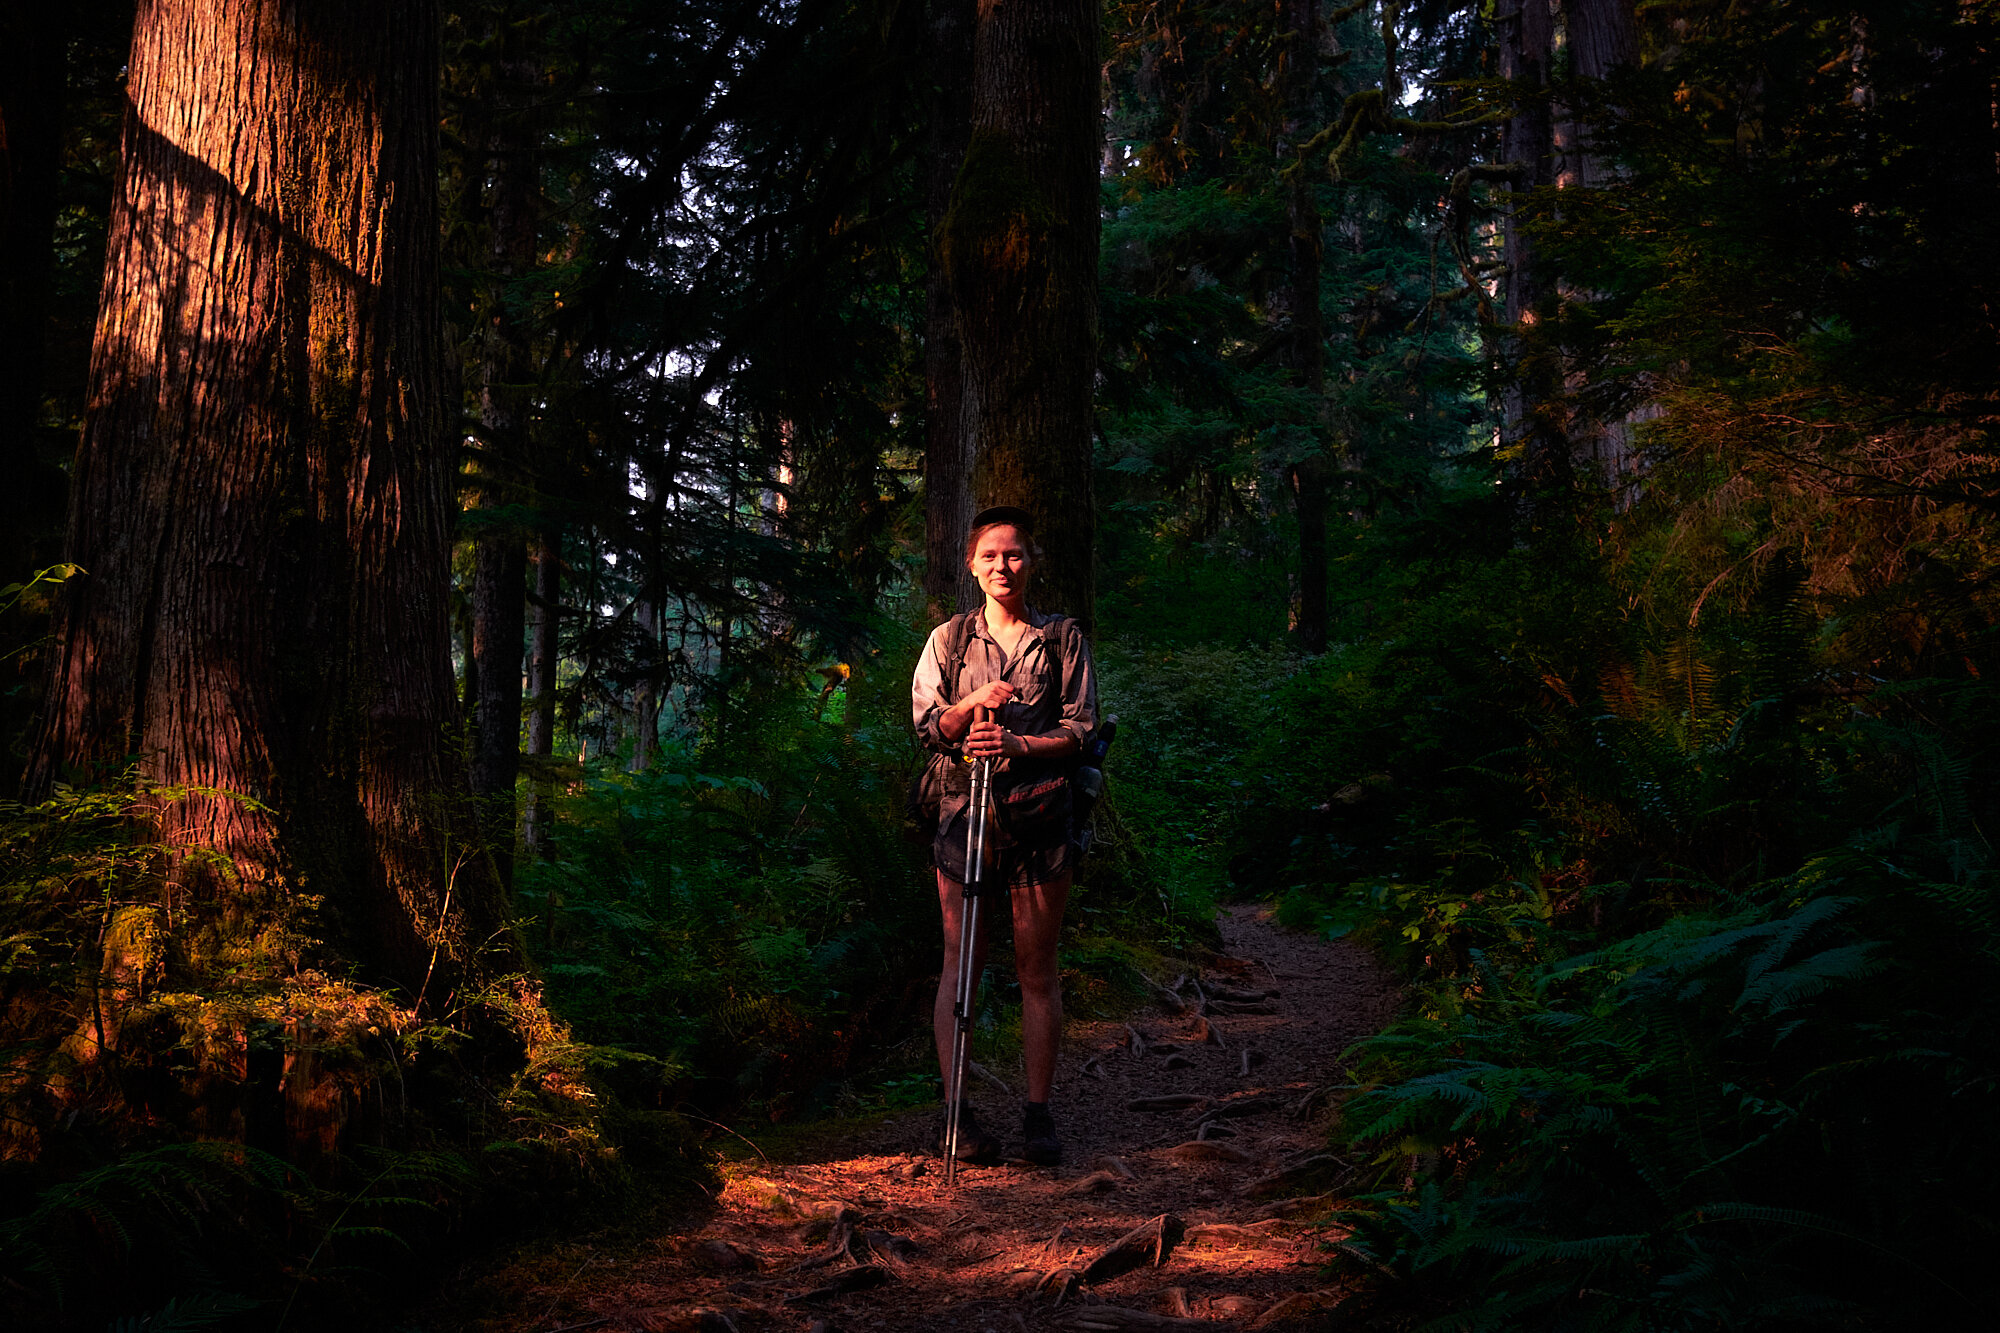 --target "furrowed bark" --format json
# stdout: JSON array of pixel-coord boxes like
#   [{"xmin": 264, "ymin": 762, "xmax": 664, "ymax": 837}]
[
  {"xmin": 924, "ymin": 0, "xmax": 978, "ymax": 618},
  {"xmin": 944, "ymin": 0, "xmax": 1101, "ymax": 632},
  {"xmin": 29, "ymin": 0, "xmax": 513, "ymax": 994}
]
